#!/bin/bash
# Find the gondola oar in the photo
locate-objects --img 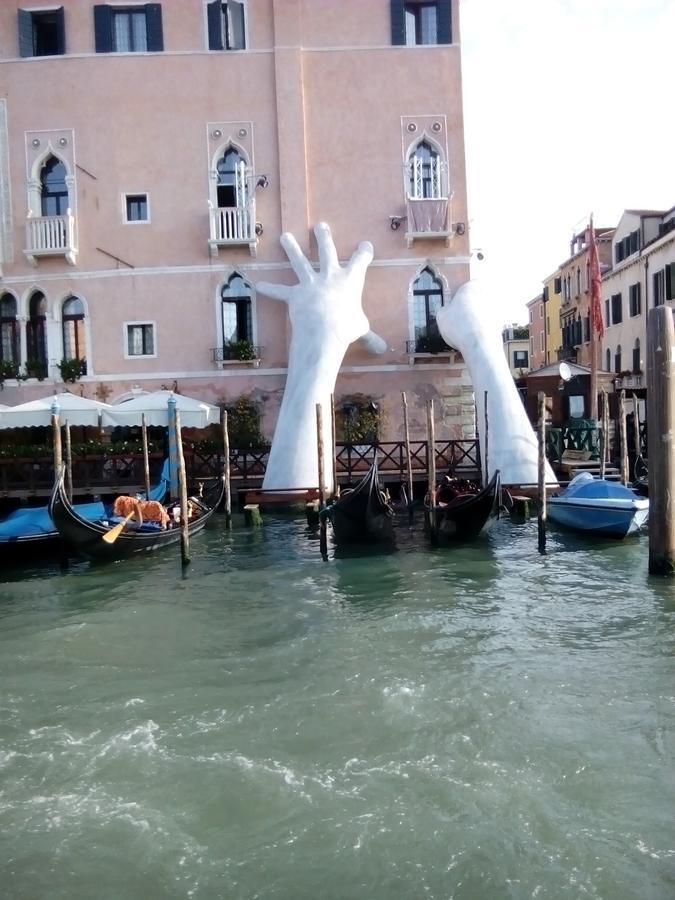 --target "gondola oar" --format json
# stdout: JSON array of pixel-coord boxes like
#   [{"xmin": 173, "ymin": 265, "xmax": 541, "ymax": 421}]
[{"xmin": 102, "ymin": 511, "xmax": 137, "ymax": 544}]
